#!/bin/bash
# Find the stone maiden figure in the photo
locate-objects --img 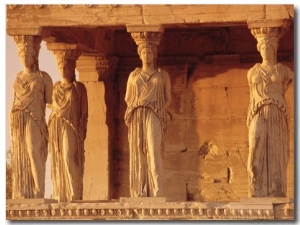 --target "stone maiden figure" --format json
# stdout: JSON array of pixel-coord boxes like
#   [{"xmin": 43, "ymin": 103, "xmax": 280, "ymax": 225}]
[
  {"xmin": 247, "ymin": 33, "xmax": 293, "ymax": 197},
  {"xmin": 48, "ymin": 50, "xmax": 88, "ymax": 202},
  {"xmin": 124, "ymin": 35, "xmax": 172, "ymax": 197},
  {"xmin": 10, "ymin": 35, "xmax": 53, "ymax": 199}
]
